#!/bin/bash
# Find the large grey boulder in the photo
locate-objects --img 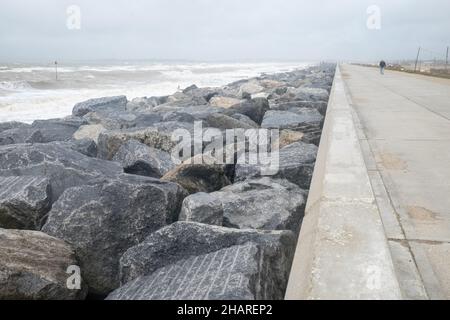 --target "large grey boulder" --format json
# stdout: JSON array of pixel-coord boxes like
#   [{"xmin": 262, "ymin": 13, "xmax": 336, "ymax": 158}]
[
  {"xmin": 98, "ymin": 121, "xmax": 194, "ymax": 160},
  {"xmin": 179, "ymin": 192, "xmax": 223, "ymax": 226},
  {"xmin": 261, "ymin": 109, "xmax": 323, "ymax": 131},
  {"xmin": 119, "ymin": 222, "xmax": 296, "ymax": 297},
  {"xmin": 270, "ymin": 100, "xmax": 329, "ymax": 115},
  {"xmin": 0, "ymin": 176, "xmax": 51, "ymax": 230},
  {"xmin": 0, "ymin": 228, "xmax": 87, "ymax": 300},
  {"xmin": 31, "ymin": 117, "xmax": 87, "ymax": 142},
  {"xmin": 225, "ymin": 98, "xmax": 270, "ymax": 125},
  {"xmin": 203, "ymin": 113, "xmax": 255, "ymax": 130},
  {"xmin": 112, "ymin": 139, "xmax": 175, "ymax": 178},
  {"xmin": 108, "ymin": 243, "xmax": 281, "ymax": 300},
  {"xmin": 0, "ymin": 121, "xmax": 30, "ymax": 133},
  {"xmin": 0, "ymin": 143, "xmax": 123, "ymax": 201},
  {"xmin": 235, "ymin": 142, "xmax": 318, "ymax": 189},
  {"xmin": 72, "ymin": 95, "xmax": 127, "ymax": 117},
  {"xmin": 41, "ymin": 175, "xmax": 187, "ymax": 296},
  {"xmin": 209, "ymin": 178, "xmax": 306, "ymax": 232},
  {"xmin": 285, "ymin": 87, "xmax": 329, "ymax": 102},
  {"xmin": 0, "ymin": 117, "xmax": 87, "ymax": 145}
]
